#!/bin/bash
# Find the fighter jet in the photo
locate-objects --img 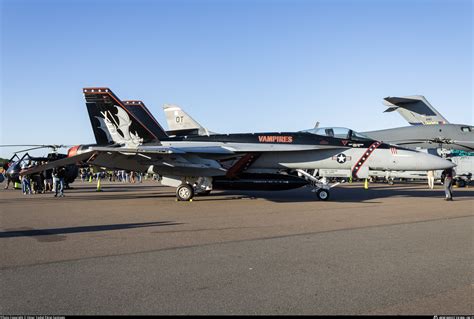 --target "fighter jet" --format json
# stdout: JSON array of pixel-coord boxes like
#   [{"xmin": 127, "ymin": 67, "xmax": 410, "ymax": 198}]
[
  {"xmin": 22, "ymin": 88, "xmax": 454, "ymax": 201},
  {"xmin": 164, "ymin": 98, "xmax": 474, "ymax": 152}
]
